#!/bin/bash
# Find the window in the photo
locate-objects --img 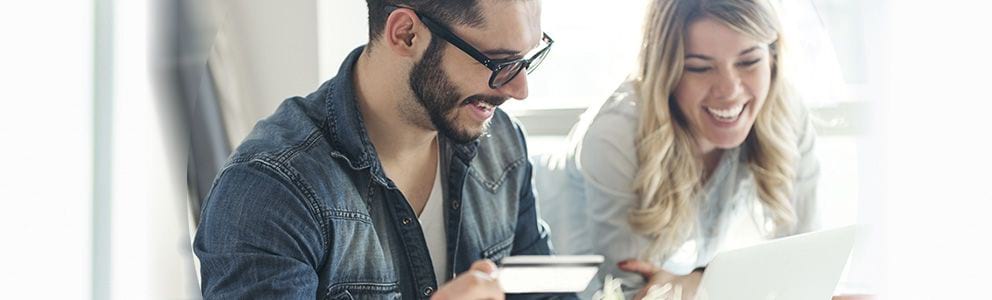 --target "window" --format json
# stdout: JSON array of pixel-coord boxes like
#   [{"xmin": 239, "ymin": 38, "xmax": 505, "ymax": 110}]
[{"xmin": 0, "ymin": 2, "xmax": 94, "ymax": 298}]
